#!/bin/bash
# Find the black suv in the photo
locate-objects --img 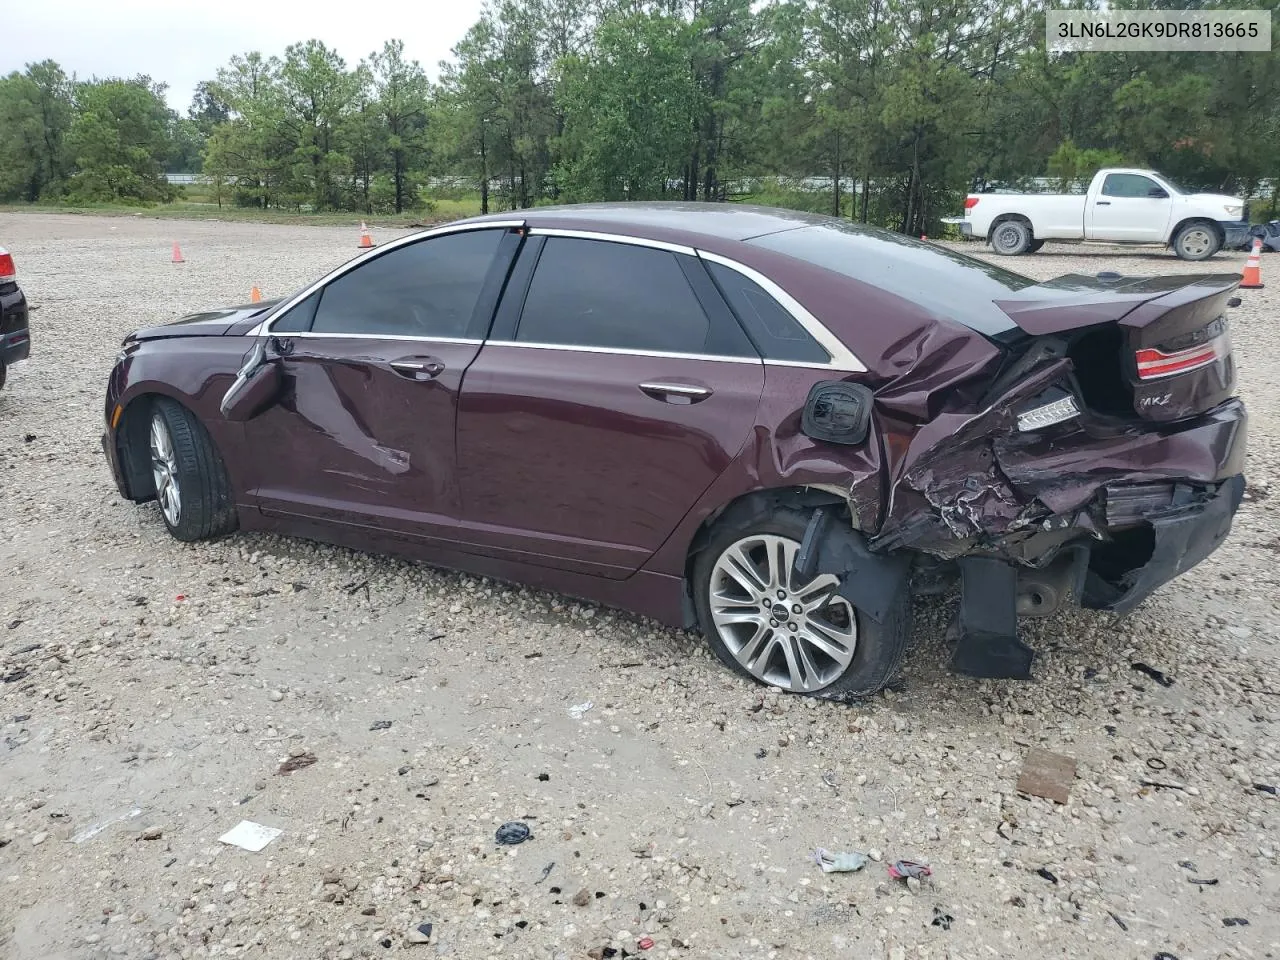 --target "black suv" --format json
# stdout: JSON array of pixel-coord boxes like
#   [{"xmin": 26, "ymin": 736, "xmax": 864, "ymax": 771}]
[{"xmin": 0, "ymin": 246, "xmax": 30, "ymax": 390}]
